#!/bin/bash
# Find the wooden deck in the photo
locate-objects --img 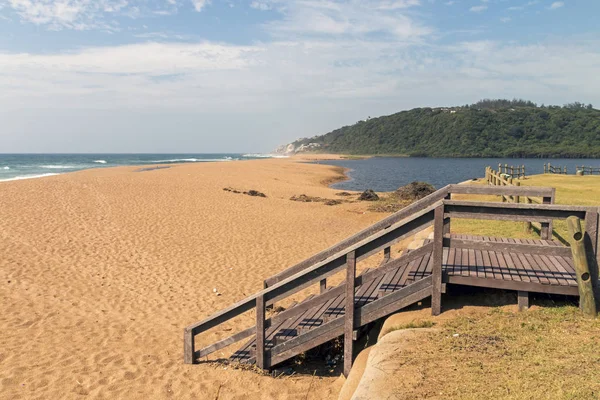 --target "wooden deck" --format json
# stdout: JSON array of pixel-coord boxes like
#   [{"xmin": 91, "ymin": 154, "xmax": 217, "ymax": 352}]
[
  {"xmin": 184, "ymin": 184, "xmax": 600, "ymax": 375},
  {"xmin": 228, "ymin": 234, "xmax": 578, "ymax": 365}
]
